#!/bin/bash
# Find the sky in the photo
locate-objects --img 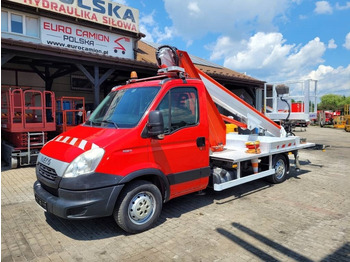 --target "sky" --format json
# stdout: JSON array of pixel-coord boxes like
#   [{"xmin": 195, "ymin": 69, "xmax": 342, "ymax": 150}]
[{"xmin": 121, "ymin": 0, "xmax": 350, "ymax": 98}]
